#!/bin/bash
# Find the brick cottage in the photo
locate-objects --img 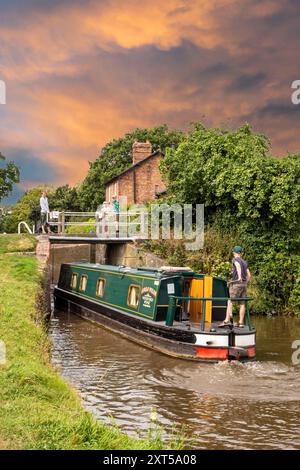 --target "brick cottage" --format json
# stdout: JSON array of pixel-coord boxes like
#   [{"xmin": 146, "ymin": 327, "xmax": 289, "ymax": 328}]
[{"xmin": 105, "ymin": 141, "xmax": 166, "ymax": 204}]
